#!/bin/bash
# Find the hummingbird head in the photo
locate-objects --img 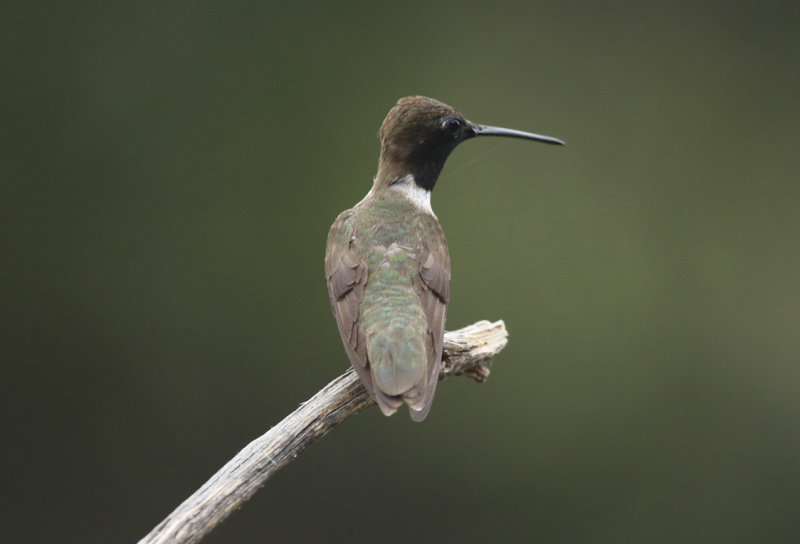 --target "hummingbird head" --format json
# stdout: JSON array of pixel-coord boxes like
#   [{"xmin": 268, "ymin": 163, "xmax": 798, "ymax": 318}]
[{"xmin": 375, "ymin": 96, "xmax": 564, "ymax": 192}]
